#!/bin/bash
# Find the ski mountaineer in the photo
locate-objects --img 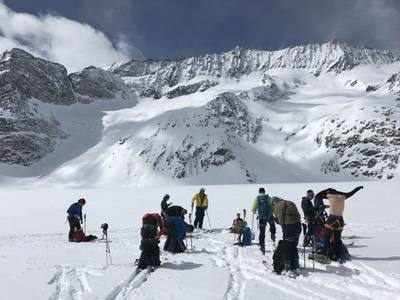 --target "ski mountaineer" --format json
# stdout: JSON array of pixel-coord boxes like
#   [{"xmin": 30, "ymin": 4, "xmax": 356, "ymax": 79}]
[
  {"xmin": 230, "ymin": 213, "xmax": 245, "ymax": 234},
  {"xmin": 138, "ymin": 213, "xmax": 164, "ymax": 271},
  {"xmin": 315, "ymin": 186, "xmax": 364, "ymax": 263},
  {"xmin": 66, "ymin": 198, "xmax": 86, "ymax": 242},
  {"xmin": 165, "ymin": 205, "xmax": 187, "ymax": 220},
  {"xmin": 251, "ymin": 187, "xmax": 276, "ymax": 254},
  {"xmin": 160, "ymin": 194, "xmax": 172, "ymax": 217},
  {"xmin": 163, "ymin": 216, "xmax": 193, "ymax": 253},
  {"xmin": 270, "ymin": 196, "xmax": 302, "ymax": 275},
  {"xmin": 191, "ymin": 187, "xmax": 208, "ymax": 229},
  {"xmin": 301, "ymin": 190, "xmax": 316, "ymax": 247}
]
